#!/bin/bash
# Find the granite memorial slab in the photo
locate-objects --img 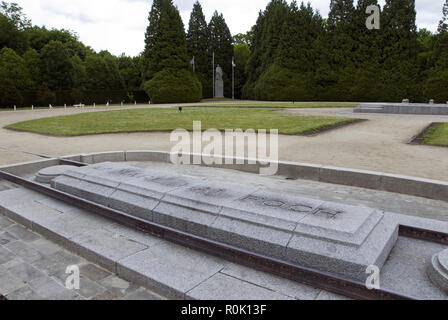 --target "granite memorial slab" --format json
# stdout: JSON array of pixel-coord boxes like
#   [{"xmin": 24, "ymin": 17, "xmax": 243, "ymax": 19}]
[{"xmin": 51, "ymin": 162, "xmax": 399, "ymax": 282}]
